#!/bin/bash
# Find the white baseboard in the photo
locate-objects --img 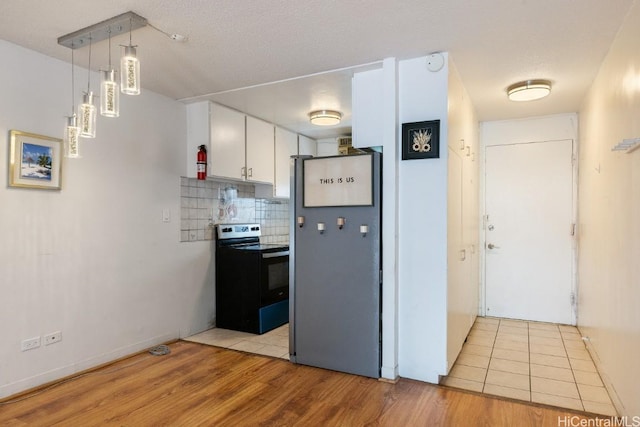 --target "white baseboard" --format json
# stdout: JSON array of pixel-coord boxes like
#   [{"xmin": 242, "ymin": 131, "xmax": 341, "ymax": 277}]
[
  {"xmin": 579, "ymin": 330, "xmax": 627, "ymax": 417},
  {"xmin": 381, "ymin": 365, "xmax": 399, "ymax": 381},
  {"xmin": 0, "ymin": 331, "xmax": 178, "ymax": 399}
]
